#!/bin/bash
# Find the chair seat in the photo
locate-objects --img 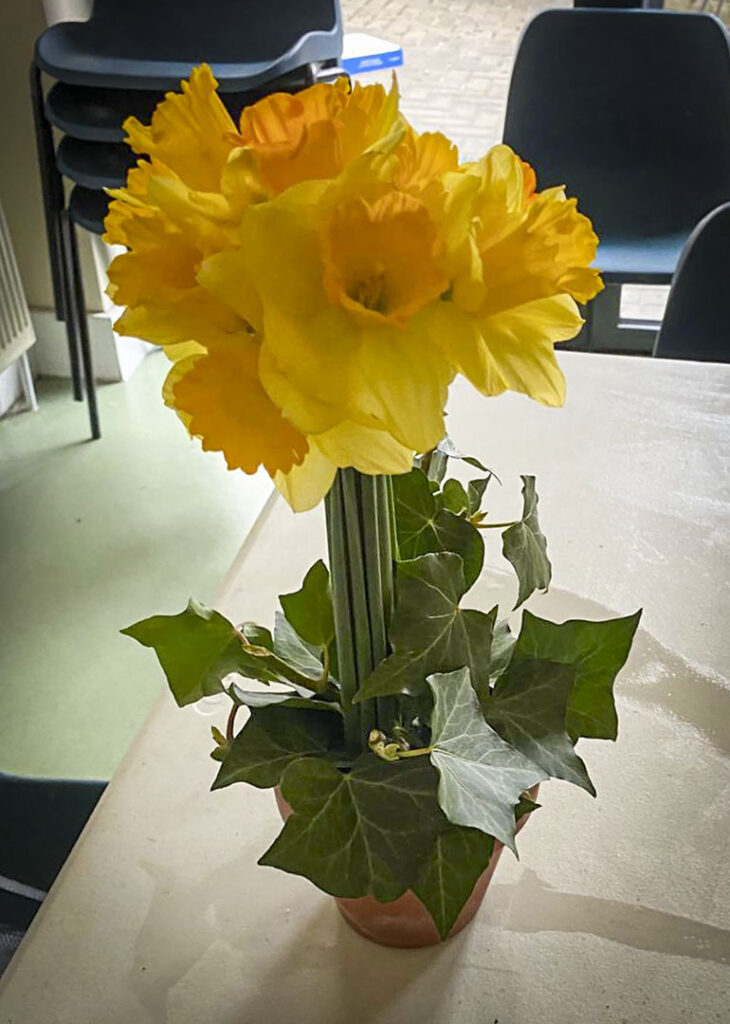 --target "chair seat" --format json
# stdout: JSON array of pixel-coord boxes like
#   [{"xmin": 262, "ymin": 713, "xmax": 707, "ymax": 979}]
[
  {"xmin": 46, "ymin": 83, "xmax": 165, "ymax": 142},
  {"xmin": 69, "ymin": 187, "xmax": 111, "ymax": 235},
  {"xmin": 597, "ymin": 232, "xmax": 689, "ymax": 285},
  {"xmin": 45, "ymin": 76, "xmax": 314, "ymax": 144},
  {"xmin": 56, "ymin": 137, "xmax": 136, "ymax": 190},
  {"xmin": 35, "ymin": 22, "xmax": 340, "ymax": 91}
]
